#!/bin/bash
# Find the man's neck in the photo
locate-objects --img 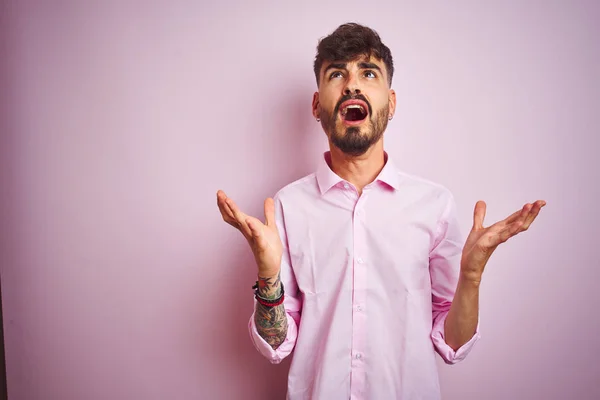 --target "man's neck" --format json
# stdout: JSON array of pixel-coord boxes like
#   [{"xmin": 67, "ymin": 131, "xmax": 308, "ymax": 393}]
[{"xmin": 328, "ymin": 141, "xmax": 386, "ymax": 194}]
